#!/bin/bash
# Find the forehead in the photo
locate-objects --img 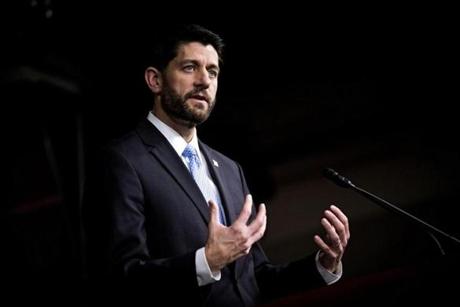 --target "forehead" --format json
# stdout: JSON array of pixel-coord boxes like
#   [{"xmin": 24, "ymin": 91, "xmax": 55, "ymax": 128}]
[{"xmin": 174, "ymin": 42, "xmax": 219, "ymax": 66}]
